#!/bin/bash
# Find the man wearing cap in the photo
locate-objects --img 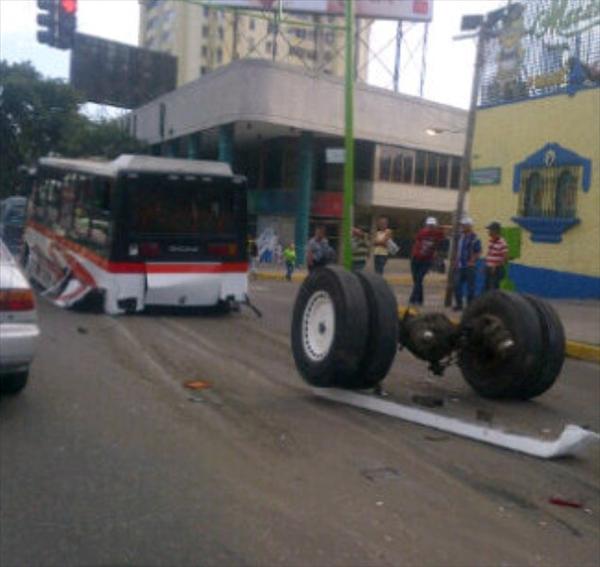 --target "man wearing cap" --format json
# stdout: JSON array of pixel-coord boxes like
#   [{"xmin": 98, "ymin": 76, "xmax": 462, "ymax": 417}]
[
  {"xmin": 485, "ymin": 221, "xmax": 509, "ymax": 290},
  {"xmin": 409, "ymin": 216, "xmax": 446, "ymax": 305},
  {"xmin": 454, "ymin": 217, "xmax": 482, "ymax": 311}
]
